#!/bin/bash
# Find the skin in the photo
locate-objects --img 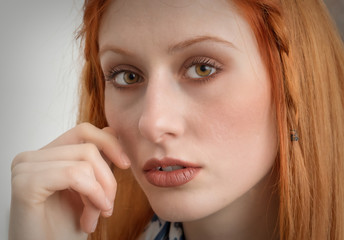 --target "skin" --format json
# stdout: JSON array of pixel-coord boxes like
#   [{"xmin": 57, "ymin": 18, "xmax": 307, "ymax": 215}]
[
  {"xmin": 100, "ymin": 0, "xmax": 279, "ymax": 239},
  {"xmin": 10, "ymin": 124, "xmax": 130, "ymax": 239},
  {"xmin": 9, "ymin": 0, "xmax": 279, "ymax": 239}
]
